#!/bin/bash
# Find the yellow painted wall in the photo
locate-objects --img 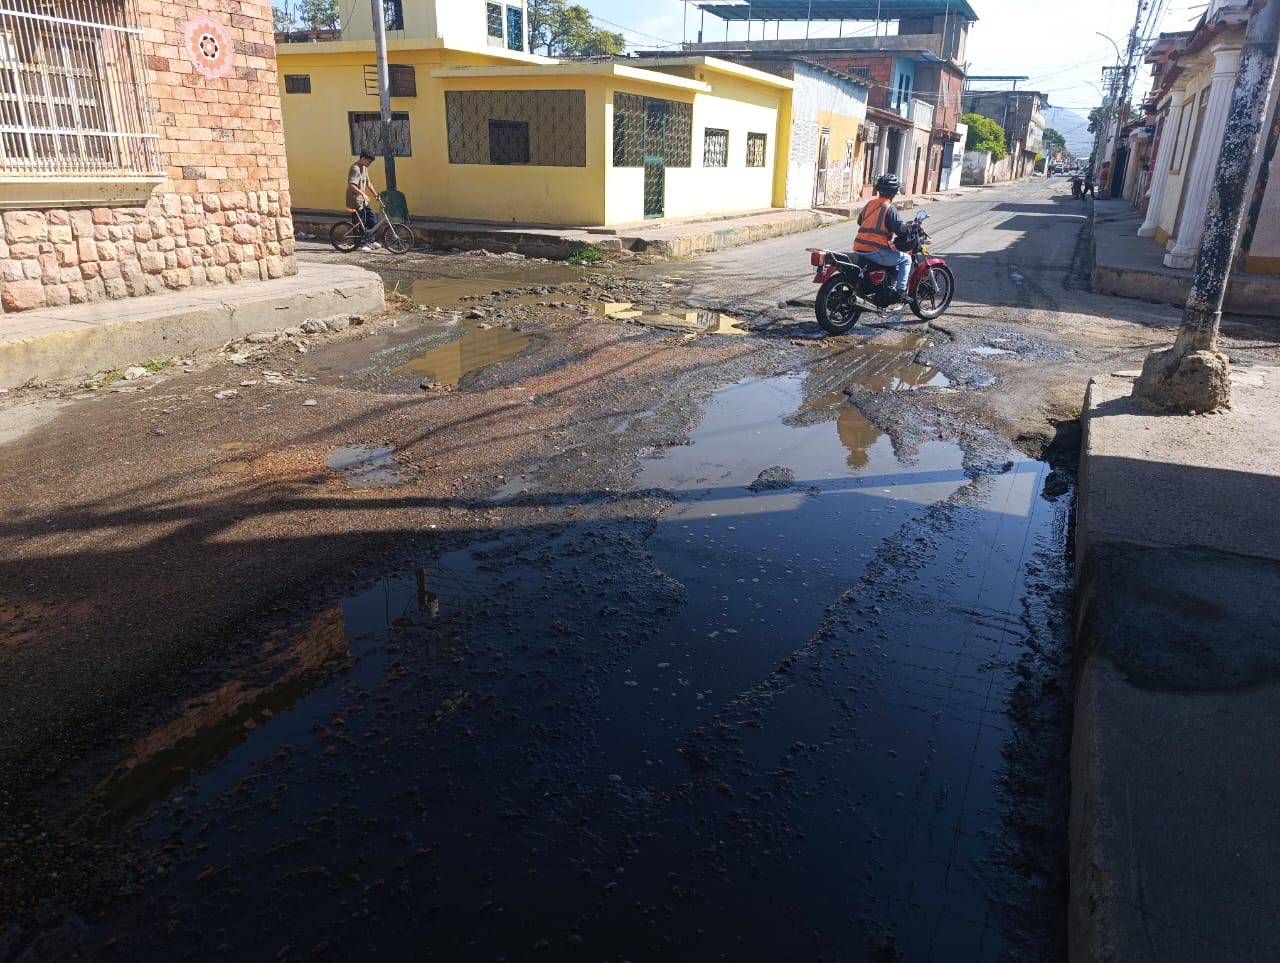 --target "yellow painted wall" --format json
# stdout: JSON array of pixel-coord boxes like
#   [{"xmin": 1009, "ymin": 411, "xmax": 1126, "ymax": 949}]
[
  {"xmin": 278, "ymin": 45, "xmax": 789, "ymax": 226},
  {"xmin": 603, "ymin": 69, "xmax": 783, "ymax": 223}
]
